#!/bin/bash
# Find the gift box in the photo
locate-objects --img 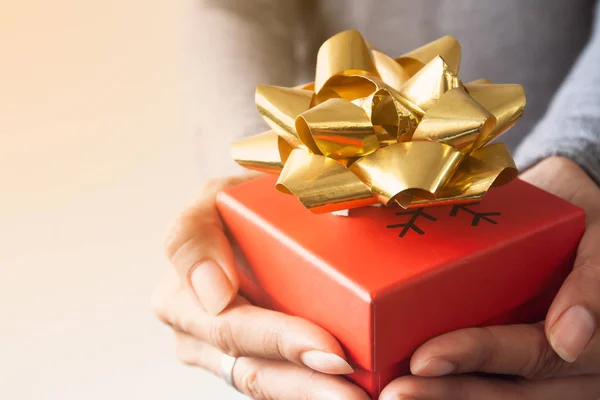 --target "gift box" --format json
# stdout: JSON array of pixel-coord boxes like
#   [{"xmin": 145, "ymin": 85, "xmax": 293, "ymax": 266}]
[
  {"xmin": 217, "ymin": 175, "xmax": 584, "ymax": 398},
  {"xmin": 215, "ymin": 30, "xmax": 586, "ymax": 397}
]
